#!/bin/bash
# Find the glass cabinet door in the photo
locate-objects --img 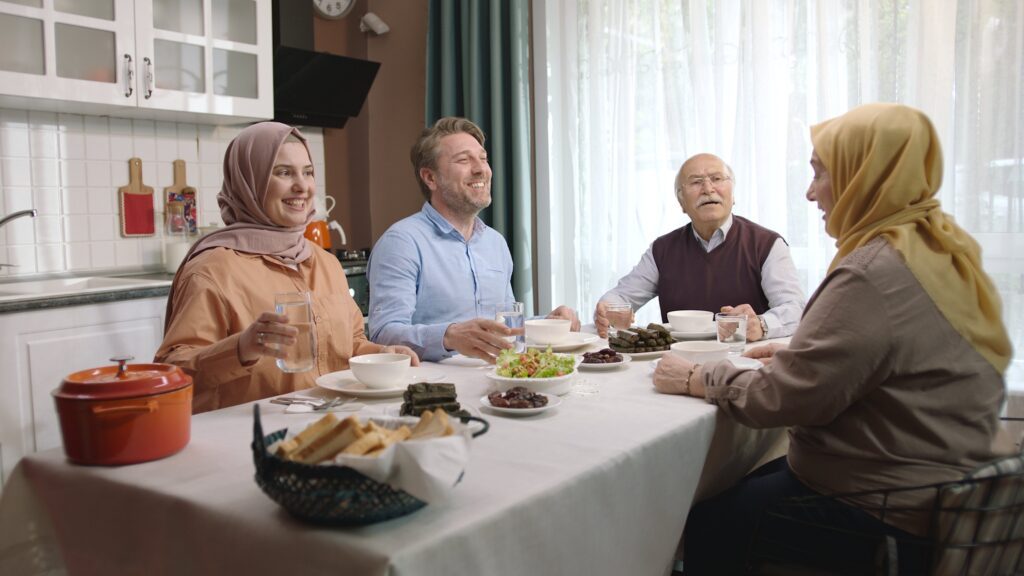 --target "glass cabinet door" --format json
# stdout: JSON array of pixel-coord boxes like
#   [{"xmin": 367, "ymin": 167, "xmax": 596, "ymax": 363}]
[
  {"xmin": 0, "ymin": 0, "xmax": 136, "ymax": 107},
  {"xmin": 134, "ymin": 0, "xmax": 272, "ymax": 121}
]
